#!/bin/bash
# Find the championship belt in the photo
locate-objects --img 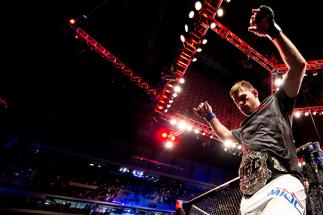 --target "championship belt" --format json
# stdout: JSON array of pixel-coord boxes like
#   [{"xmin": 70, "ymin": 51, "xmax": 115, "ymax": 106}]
[{"xmin": 239, "ymin": 150, "xmax": 272, "ymax": 196}]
